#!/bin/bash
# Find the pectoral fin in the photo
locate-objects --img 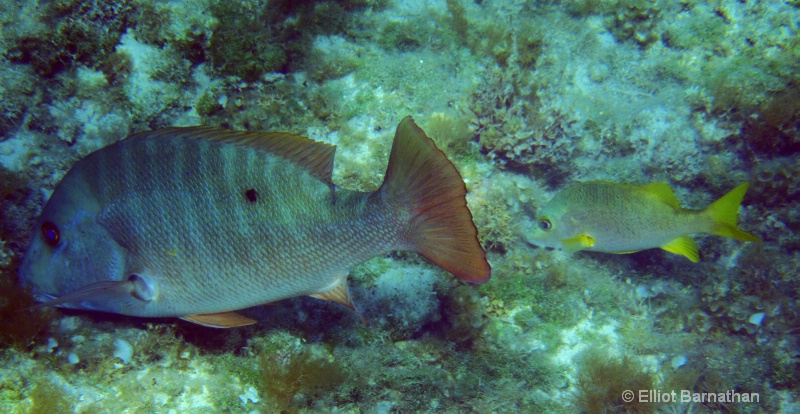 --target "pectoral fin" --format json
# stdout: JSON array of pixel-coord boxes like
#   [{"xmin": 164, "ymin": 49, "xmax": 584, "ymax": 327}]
[
  {"xmin": 661, "ymin": 236, "xmax": 700, "ymax": 262},
  {"xmin": 31, "ymin": 276, "xmax": 152, "ymax": 313},
  {"xmin": 180, "ymin": 312, "xmax": 257, "ymax": 328},
  {"xmin": 561, "ymin": 234, "xmax": 595, "ymax": 252},
  {"xmin": 311, "ymin": 274, "xmax": 366, "ymax": 325}
]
